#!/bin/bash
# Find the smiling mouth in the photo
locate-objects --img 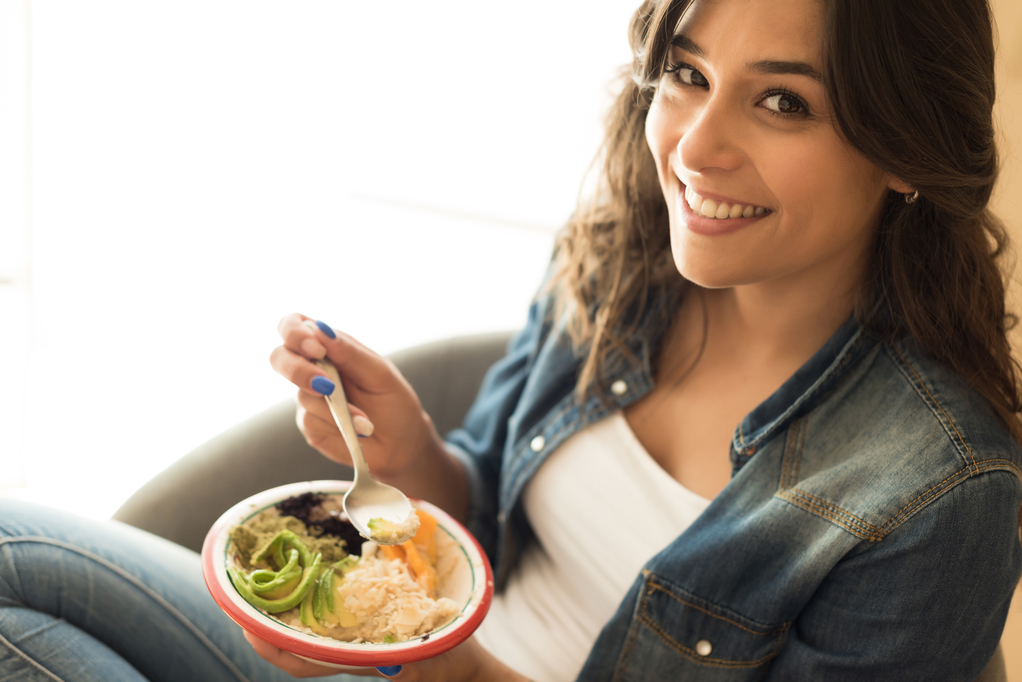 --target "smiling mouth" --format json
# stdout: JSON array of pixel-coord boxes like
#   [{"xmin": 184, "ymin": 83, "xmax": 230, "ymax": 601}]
[{"xmin": 685, "ymin": 186, "xmax": 771, "ymax": 220}]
